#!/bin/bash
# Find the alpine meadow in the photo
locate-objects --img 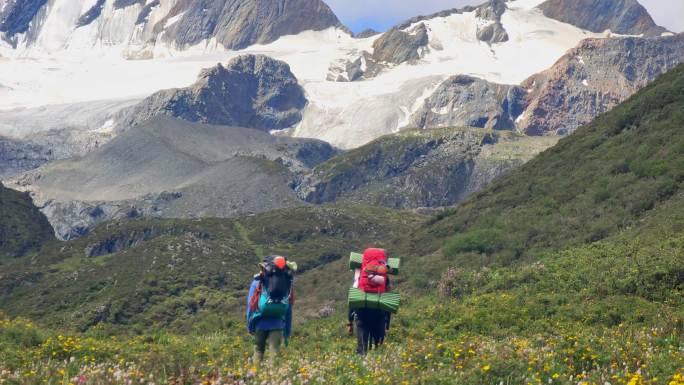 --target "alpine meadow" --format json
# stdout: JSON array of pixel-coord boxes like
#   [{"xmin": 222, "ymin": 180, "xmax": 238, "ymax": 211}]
[{"xmin": 0, "ymin": 0, "xmax": 682, "ymax": 384}]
